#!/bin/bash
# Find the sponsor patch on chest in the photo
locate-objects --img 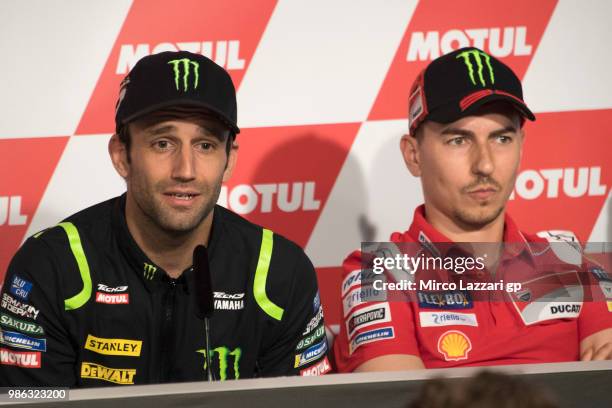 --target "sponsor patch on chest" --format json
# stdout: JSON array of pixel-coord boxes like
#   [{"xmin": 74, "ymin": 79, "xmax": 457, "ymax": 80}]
[{"xmin": 213, "ymin": 292, "xmax": 245, "ymax": 310}]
